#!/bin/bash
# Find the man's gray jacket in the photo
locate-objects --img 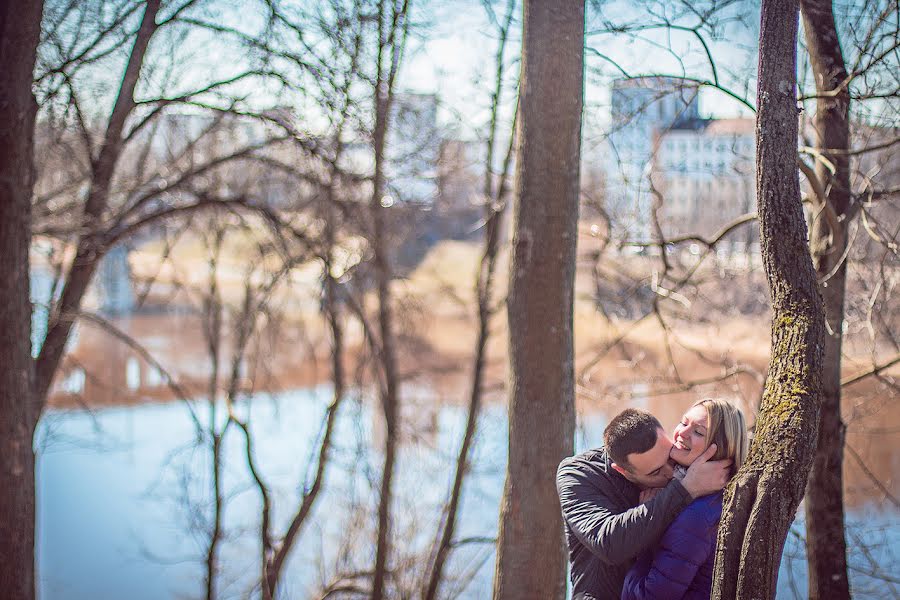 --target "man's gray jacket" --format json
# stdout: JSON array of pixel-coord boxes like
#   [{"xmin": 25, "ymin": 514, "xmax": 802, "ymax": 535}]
[{"xmin": 557, "ymin": 447, "xmax": 692, "ymax": 600}]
